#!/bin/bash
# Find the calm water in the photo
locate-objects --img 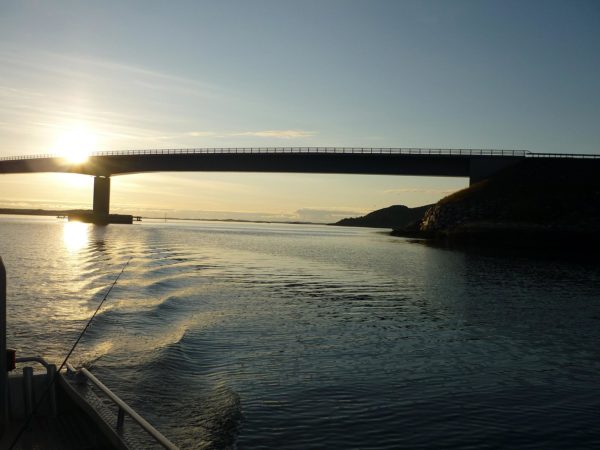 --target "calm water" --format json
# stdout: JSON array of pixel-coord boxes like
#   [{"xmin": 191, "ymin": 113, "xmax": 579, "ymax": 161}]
[{"xmin": 1, "ymin": 216, "xmax": 599, "ymax": 449}]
